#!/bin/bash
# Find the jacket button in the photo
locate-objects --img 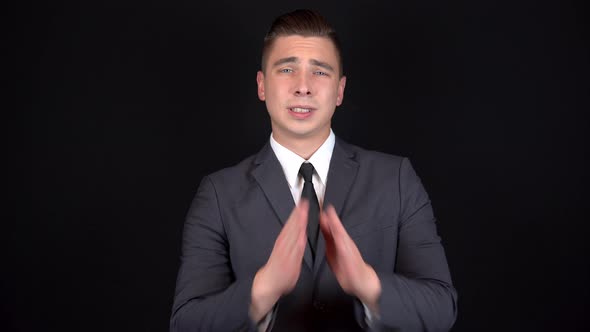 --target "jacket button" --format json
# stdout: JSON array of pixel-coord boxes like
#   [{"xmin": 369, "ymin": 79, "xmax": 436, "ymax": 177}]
[{"xmin": 313, "ymin": 300, "xmax": 326, "ymax": 312}]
